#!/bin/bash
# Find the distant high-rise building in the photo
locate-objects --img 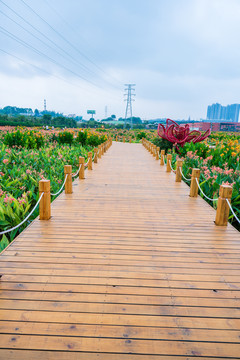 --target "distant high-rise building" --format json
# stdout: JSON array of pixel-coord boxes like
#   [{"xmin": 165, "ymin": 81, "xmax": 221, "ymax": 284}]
[{"xmin": 207, "ymin": 103, "xmax": 240, "ymax": 122}]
